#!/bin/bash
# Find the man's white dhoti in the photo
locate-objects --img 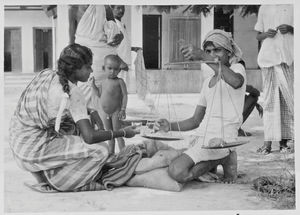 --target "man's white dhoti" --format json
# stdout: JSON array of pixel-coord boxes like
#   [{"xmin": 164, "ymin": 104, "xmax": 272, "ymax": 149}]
[
  {"xmin": 75, "ymin": 5, "xmax": 117, "ymax": 86},
  {"xmin": 262, "ymin": 63, "xmax": 294, "ymax": 141}
]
